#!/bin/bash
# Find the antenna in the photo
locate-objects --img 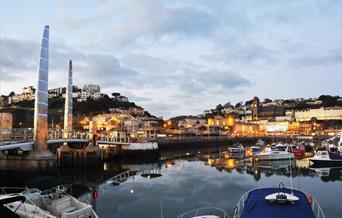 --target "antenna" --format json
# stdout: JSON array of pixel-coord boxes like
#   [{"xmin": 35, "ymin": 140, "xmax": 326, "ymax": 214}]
[
  {"xmin": 160, "ymin": 200, "xmax": 164, "ymax": 218},
  {"xmin": 289, "ymin": 146, "xmax": 293, "ymax": 195}
]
